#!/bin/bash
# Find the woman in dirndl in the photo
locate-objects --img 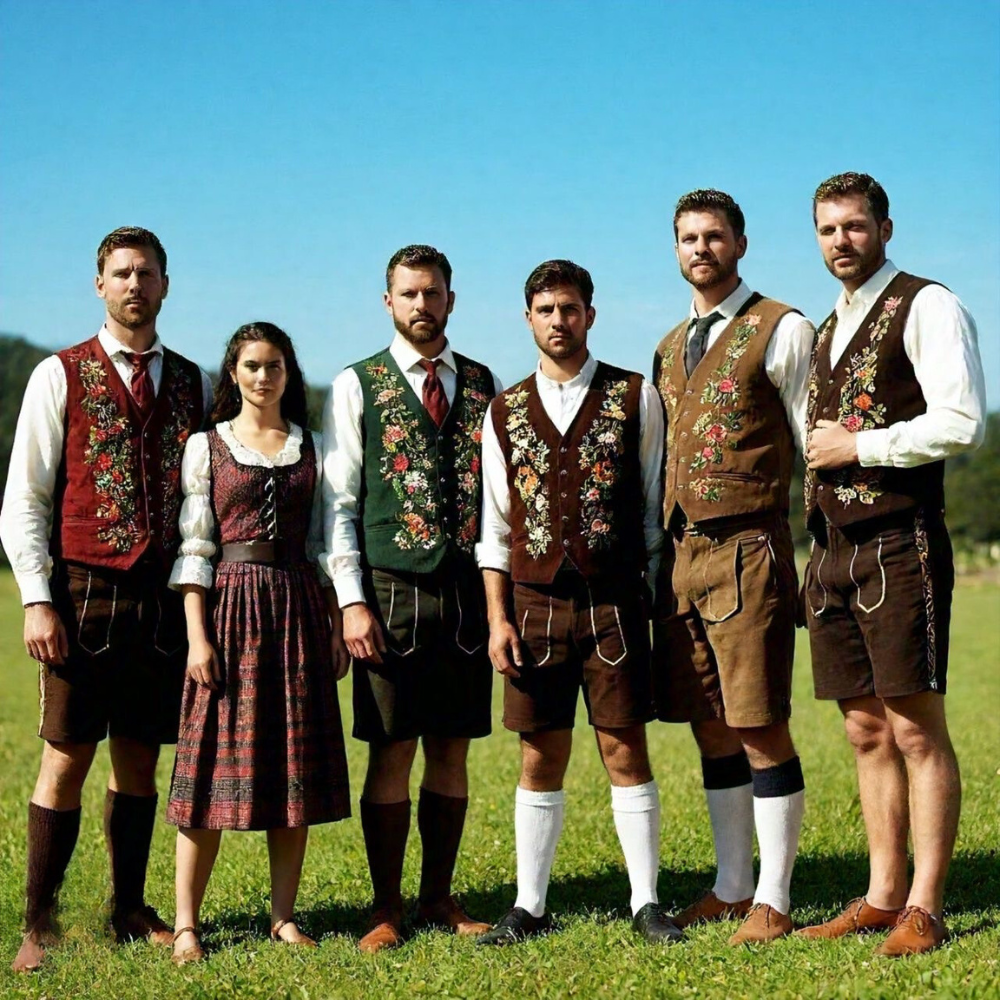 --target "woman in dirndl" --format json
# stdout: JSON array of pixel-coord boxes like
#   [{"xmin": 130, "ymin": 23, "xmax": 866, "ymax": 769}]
[{"xmin": 166, "ymin": 322, "xmax": 350, "ymax": 965}]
